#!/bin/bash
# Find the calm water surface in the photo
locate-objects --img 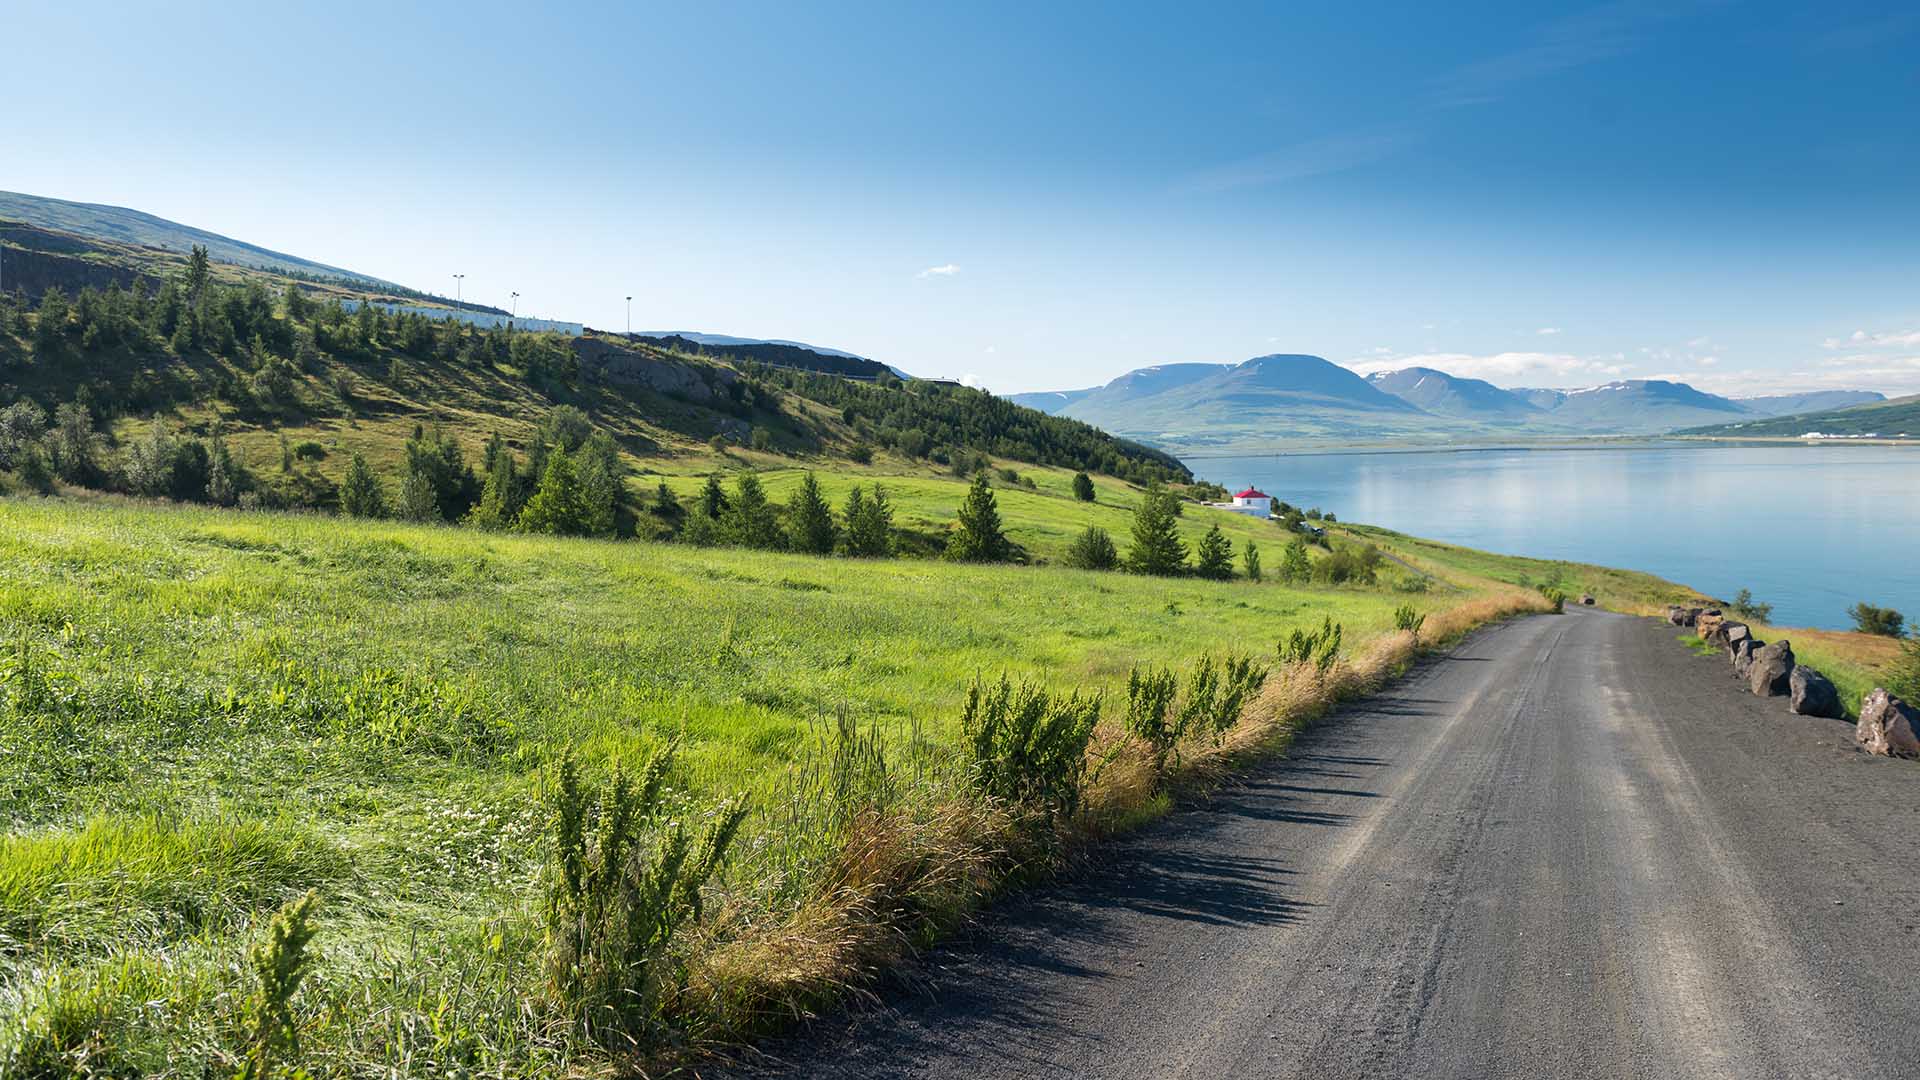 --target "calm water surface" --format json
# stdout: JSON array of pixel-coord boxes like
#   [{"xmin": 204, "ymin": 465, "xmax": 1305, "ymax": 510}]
[{"xmin": 1193, "ymin": 444, "xmax": 1918, "ymax": 631}]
